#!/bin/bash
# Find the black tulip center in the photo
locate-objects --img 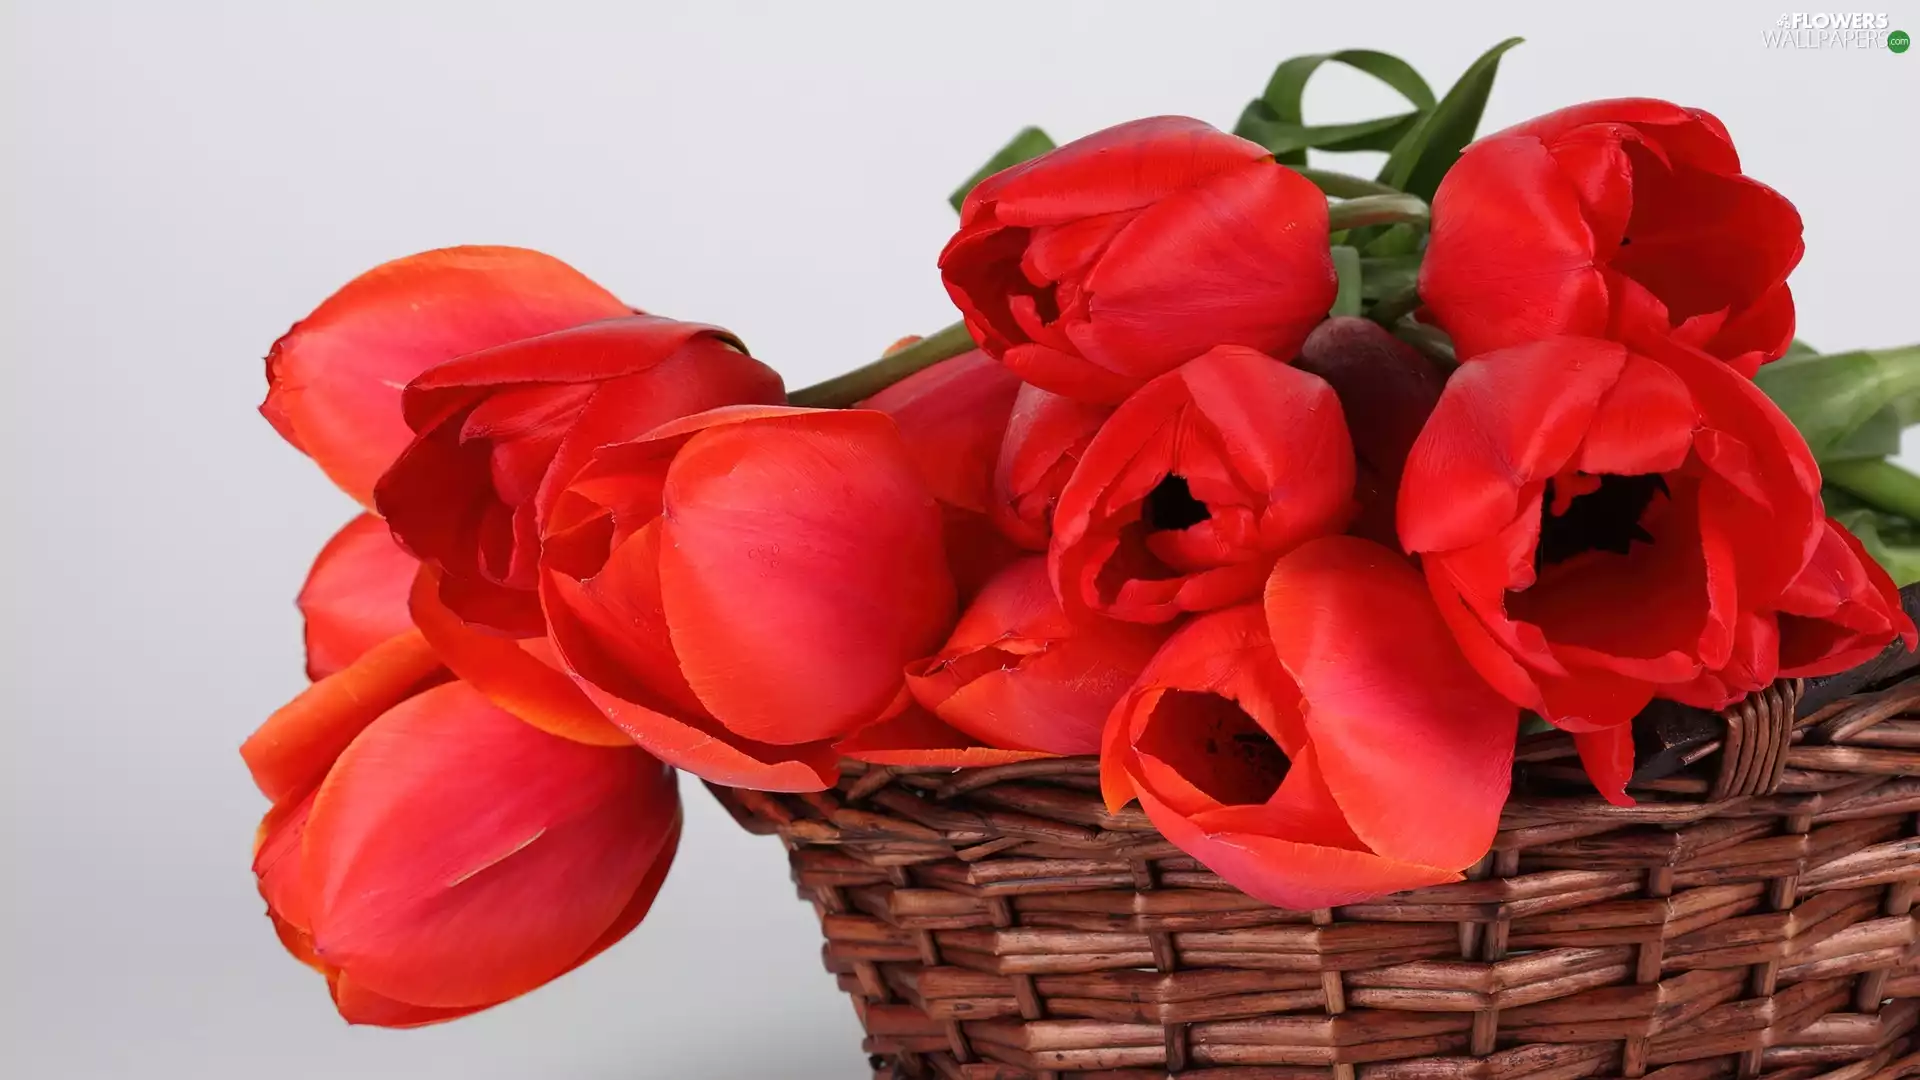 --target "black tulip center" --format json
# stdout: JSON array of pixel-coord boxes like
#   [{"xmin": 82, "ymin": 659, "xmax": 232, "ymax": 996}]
[
  {"xmin": 1536, "ymin": 473, "xmax": 1669, "ymax": 569},
  {"xmin": 1144, "ymin": 475, "xmax": 1210, "ymax": 532}
]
